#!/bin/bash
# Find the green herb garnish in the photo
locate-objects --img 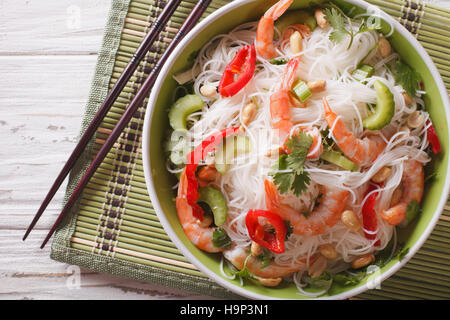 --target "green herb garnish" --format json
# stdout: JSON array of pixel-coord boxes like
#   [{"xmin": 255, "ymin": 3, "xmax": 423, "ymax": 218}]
[
  {"xmin": 212, "ymin": 228, "xmax": 232, "ymax": 249},
  {"xmin": 269, "ymin": 57, "xmax": 288, "ymax": 65},
  {"xmin": 394, "ymin": 60, "xmax": 421, "ymax": 97},
  {"xmin": 269, "ymin": 132, "xmax": 313, "ymax": 196},
  {"xmin": 324, "ymin": 7, "xmax": 381, "ymax": 49}
]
